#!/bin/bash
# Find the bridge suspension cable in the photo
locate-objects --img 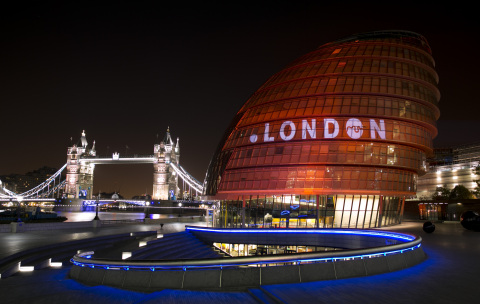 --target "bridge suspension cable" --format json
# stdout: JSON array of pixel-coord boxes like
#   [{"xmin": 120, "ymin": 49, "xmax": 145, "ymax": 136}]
[
  {"xmin": 38, "ymin": 180, "xmax": 67, "ymax": 198},
  {"xmin": 169, "ymin": 162, "xmax": 203, "ymax": 194},
  {"xmin": 1, "ymin": 160, "xmax": 204, "ymax": 200},
  {"xmin": 1, "ymin": 164, "xmax": 67, "ymax": 199},
  {"xmin": 0, "ymin": 191, "xmax": 14, "ymax": 199}
]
